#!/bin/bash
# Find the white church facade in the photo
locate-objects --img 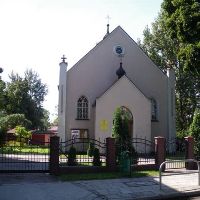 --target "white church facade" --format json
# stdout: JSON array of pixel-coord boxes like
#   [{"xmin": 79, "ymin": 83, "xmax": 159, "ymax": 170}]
[{"xmin": 58, "ymin": 25, "xmax": 176, "ymax": 142}]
